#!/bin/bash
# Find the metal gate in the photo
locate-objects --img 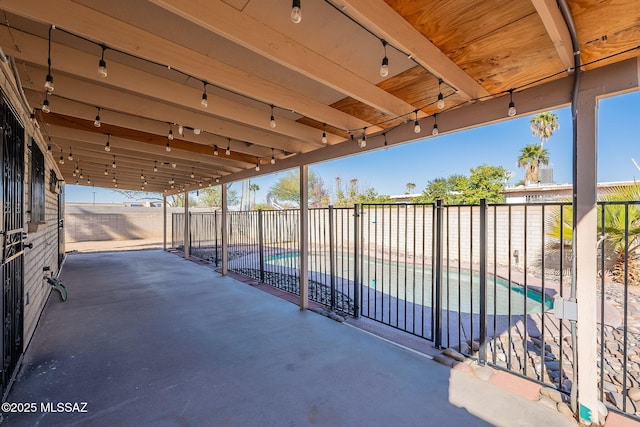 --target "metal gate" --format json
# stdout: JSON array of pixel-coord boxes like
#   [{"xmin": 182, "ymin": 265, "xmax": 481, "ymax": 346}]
[{"xmin": 0, "ymin": 92, "xmax": 24, "ymax": 399}]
